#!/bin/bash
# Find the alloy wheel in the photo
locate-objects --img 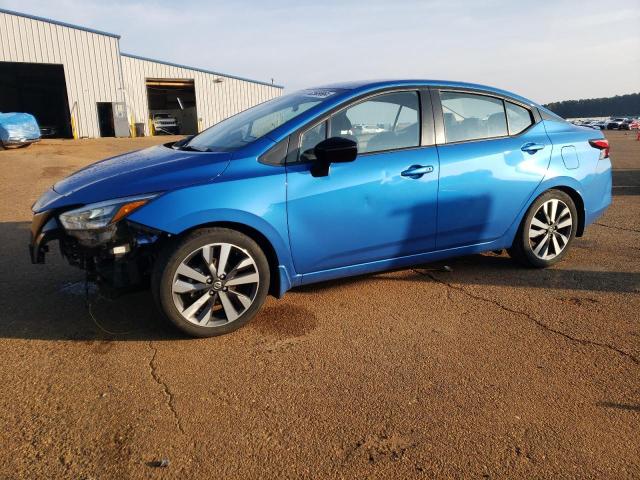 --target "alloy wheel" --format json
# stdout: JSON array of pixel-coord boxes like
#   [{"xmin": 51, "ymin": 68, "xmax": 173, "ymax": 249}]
[
  {"xmin": 171, "ymin": 242, "xmax": 260, "ymax": 327},
  {"xmin": 528, "ymin": 199, "xmax": 573, "ymax": 260}
]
